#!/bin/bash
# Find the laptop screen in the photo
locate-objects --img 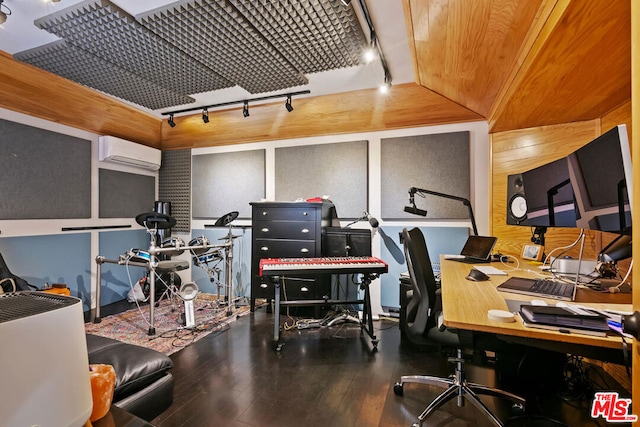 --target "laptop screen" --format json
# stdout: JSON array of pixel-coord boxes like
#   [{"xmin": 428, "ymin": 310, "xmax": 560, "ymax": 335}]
[{"xmin": 460, "ymin": 236, "xmax": 497, "ymax": 260}]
